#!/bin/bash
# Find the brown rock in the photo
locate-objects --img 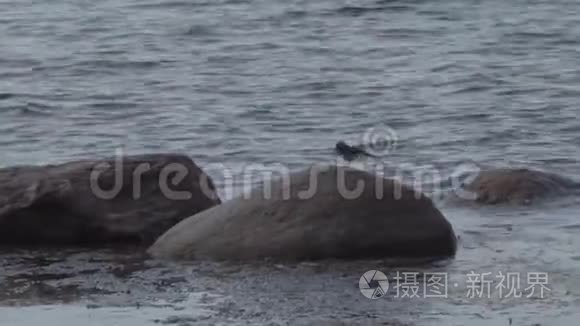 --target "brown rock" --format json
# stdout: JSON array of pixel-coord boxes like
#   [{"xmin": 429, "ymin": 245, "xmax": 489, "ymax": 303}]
[
  {"xmin": 460, "ymin": 168, "xmax": 577, "ymax": 205},
  {"xmin": 148, "ymin": 165, "xmax": 457, "ymax": 261},
  {"xmin": 0, "ymin": 153, "xmax": 220, "ymax": 245}
]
